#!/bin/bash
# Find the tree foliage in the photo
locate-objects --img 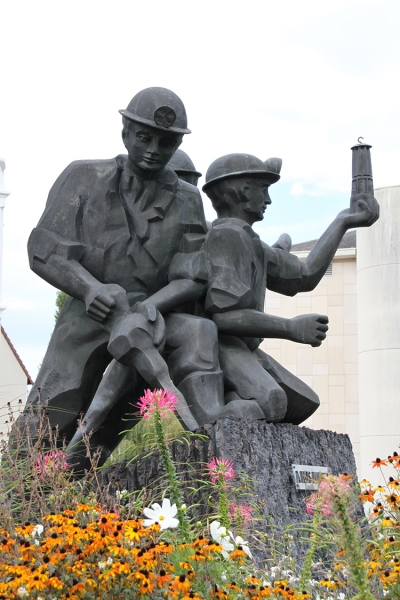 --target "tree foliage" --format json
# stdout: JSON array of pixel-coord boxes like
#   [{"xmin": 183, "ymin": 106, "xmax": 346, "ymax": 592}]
[{"xmin": 54, "ymin": 290, "xmax": 68, "ymax": 321}]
